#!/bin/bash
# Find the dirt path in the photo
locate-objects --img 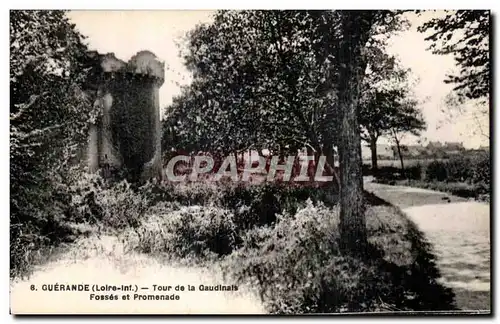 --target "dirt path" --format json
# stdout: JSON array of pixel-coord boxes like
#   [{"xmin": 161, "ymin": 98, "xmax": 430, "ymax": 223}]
[
  {"xmin": 10, "ymin": 234, "xmax": 266, "ymax": 314},
  {"xmin": 365, "ymin": 180, "xmax": 491, "ymax": 311}
]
